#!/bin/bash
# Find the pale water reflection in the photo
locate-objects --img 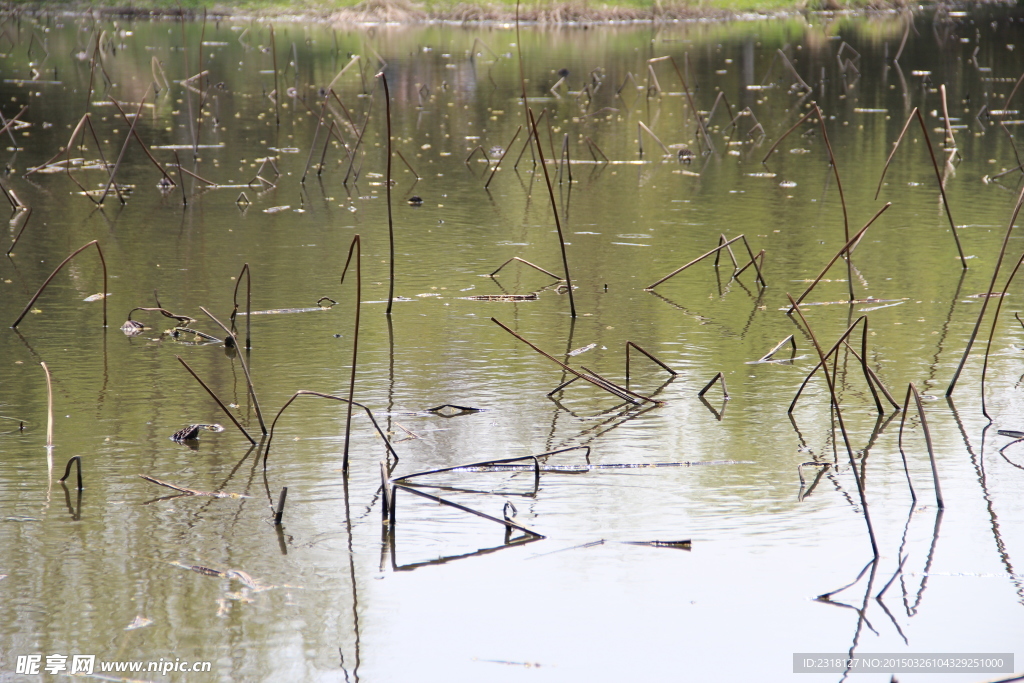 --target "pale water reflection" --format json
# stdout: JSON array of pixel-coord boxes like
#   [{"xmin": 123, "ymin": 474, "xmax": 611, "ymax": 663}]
[{"xmin": 0, "ymin": 8, "xmax": 1022, "ymax": 682}]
